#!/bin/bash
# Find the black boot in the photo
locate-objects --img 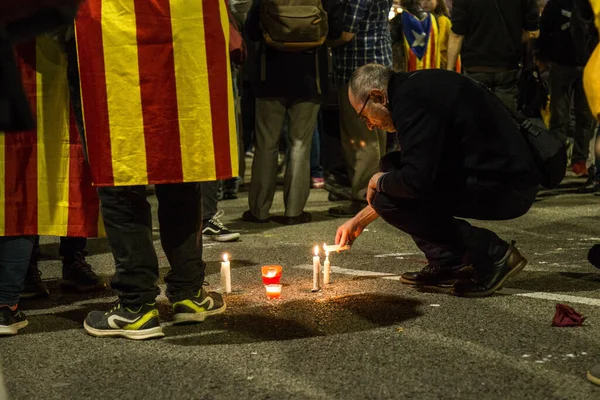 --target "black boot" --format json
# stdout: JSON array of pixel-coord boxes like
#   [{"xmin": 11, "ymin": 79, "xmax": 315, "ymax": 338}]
[
  {"xmin": 577, "ymin": 177, "xmax": 600, "ymax": 194},
  {"xmin": 20, "ymin": 262, "xmax": 49, "ymax": 299},
  {"xmin": 452, "ymin": 241, "xmax": 527, "ymax": 297},
  {"xmin": 400, "ymin": 264, "xmax": 473, "ymax": 286}
]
